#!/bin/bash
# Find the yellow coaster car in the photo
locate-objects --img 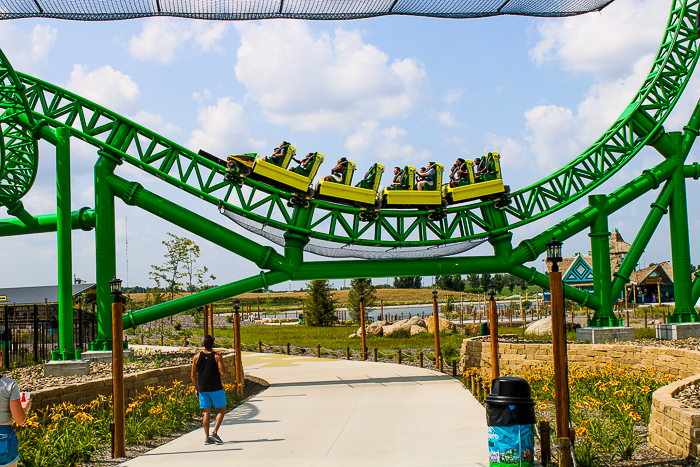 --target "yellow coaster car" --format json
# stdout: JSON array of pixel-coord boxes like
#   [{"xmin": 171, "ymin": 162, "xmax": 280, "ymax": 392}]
[
  {"xmin": 442, "ymin": 152, "xmax": 507, "ymax": 204},
  {"xmin": 316, "ymin": 162, "xmax": 385, "ymax": 206},
  {"xmin": 226, "ymin": 145, "xmax": 325, "ymax": 194},
  {"xmin": 382, "ymin": 164, "xmax": 445, "ymax": 207}
]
